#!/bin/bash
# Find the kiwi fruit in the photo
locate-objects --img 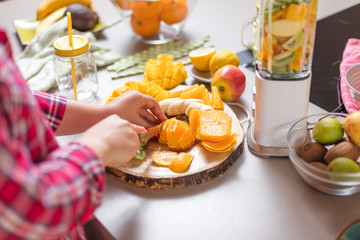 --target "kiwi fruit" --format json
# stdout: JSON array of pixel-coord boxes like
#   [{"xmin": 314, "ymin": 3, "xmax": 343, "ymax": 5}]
[
  {"xmin": 65, "ymin": 4, "xmax": 99, "ymax": 31},
  {"xmin": 301, "ymin": 142, "xmax": 328, "ymax": 163},
  {"xmin": 283, "ymin": 31, "xmax": 305, "ymax": 51},
  {"xmin": 271, "ymin": 51, "xmax": 295, "ymax": 67}
]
